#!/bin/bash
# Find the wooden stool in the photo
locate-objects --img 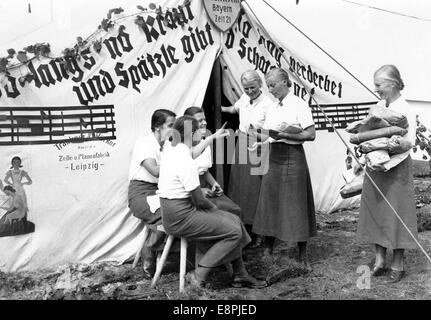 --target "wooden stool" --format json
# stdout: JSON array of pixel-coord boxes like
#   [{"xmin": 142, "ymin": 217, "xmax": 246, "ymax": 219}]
[{"xmin": 151, "ymin": 225, "xmax": 188, "ymax": 293}]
